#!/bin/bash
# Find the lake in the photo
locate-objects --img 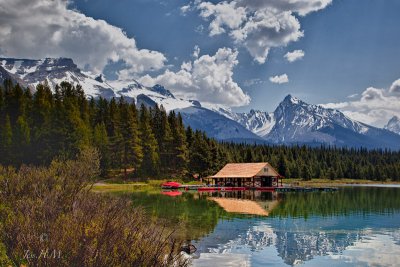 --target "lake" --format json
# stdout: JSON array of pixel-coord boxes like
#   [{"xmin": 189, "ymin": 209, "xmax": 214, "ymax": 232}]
[{"xmin": 130, "ymin": 186, "xmax": 400, "ymax": 266}]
